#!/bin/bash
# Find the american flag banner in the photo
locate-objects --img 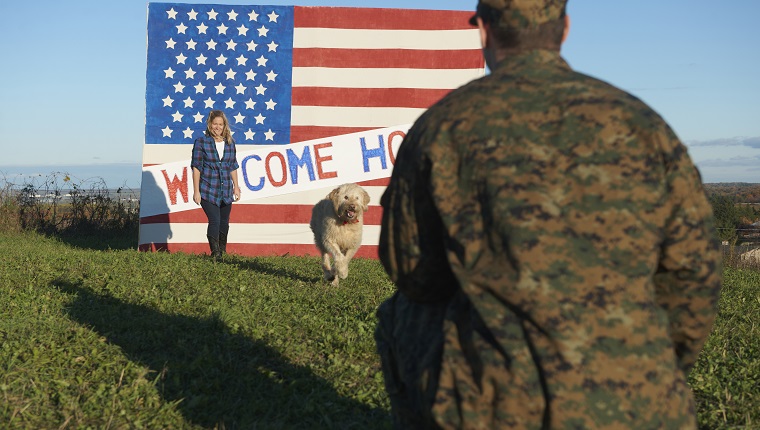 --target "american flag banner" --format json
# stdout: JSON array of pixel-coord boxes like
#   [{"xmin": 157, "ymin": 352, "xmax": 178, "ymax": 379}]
[{"xmin": 139, "ymin": 3, "xmax": 485, "ymax": 257}]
